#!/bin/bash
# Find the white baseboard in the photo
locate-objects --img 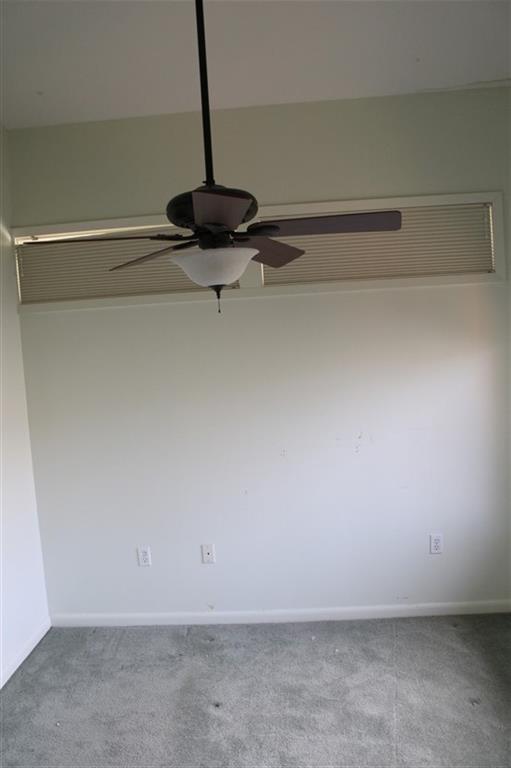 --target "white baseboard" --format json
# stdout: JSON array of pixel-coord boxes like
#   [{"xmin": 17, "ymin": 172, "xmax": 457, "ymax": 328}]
[
  {"xmin": 1, "ymin": 617, "xmax": 51, "ymax": 688},
  {"xmin": 51, "ymin": 599, "xmax": 511, "ymax": 628}
]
